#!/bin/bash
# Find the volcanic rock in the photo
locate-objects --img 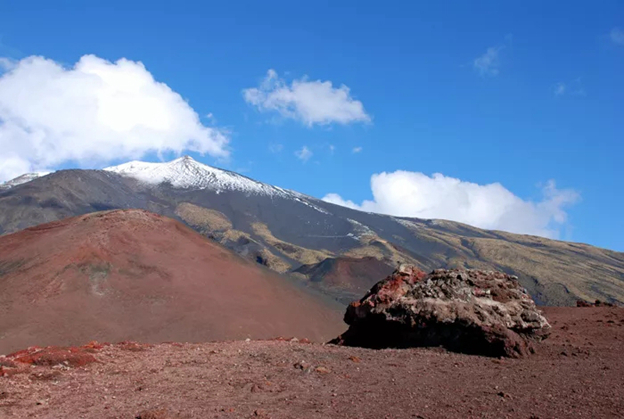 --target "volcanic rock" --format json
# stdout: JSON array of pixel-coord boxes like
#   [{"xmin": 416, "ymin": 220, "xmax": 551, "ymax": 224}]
[
  {"xmin": 330, "ymin": 266, "xmax": 551, "ymax": 357},
  {"xmin": 576, "ymin": 299, "xmax": 616, "ymax": 307}
]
